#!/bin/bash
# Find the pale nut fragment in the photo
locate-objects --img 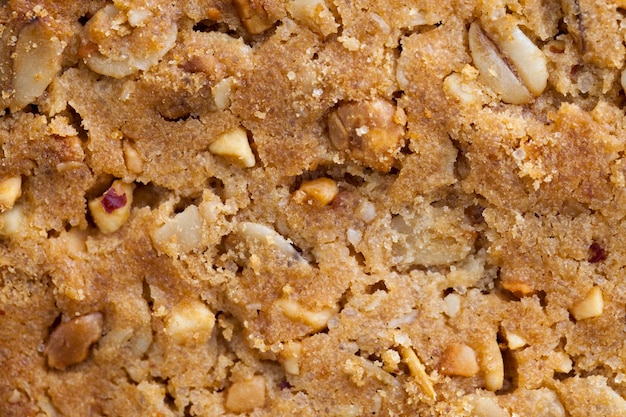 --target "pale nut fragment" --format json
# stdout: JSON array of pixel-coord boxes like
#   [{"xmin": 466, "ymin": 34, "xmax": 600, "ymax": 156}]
[
  {"xmin": 465, "ymin": 395, "xmax": 509, "ymax": 417},
  {"xmin": 237, "ymin": 222, "xmax": 298, "ymax": 257},
  {"xmin": 88, "ymin": 180, "xmax": 135, "ymax": 234},
  {"xmin": 439, "ymin": 343, "xmax": 479, "ymax": 377},
  {"xmin": 122, "ymin": 141, "xmax": 144, "ymax": 174},
  {"xmin": 570, "ymin": 286, "xmax": 603, "ymax": 321},
  {"xmin": 275, "ymin": 298, "xmax": 336, "ymax": 331},
  {"xmin": 83, "ymin": 5, "xmax": 177, "ymax": 78},
  {"xmin": 503, "ymin": 329, "xmax": 527, "ymax": 350},
  {"xmin": 233, "ymin": 0, "xmax": 277, "ymax": 35},
  {"xmin": 398, "ymin": 345, "xmax": 436, "ymax": 401},
  {"xmin": 152, "ymin": 205, "xmax": 204, "ymax": 256},
  {"xmin": 165, "ymin": 300, "xmax": 215, "ymax": 346},
  {"xmin": 0, "ymin": 205, "xmax": 24, "ymax": 236},
  {"xmin": 328, "ymin": 99, "xmax": 405, "ymax": 172},
  {"xmin": 468, "ymin": 21, "xmax": 548, "ymax": 104},
  {"xmin": 225, "ymin": 376, "xmax": 266, "ymax": 413},
  {"xmin": 280, "ymin": 341, "xmax": 302, "ymax": 375},
  {"xmin": 621, "ymin": 69, "xmax": 626, "ymax": 95},
  {"xmin": 208, "ymin": 127, "xmax": 256, "ymax": 168},
  {"xmin": 12, "ymin": 20, "xmax": 65, "ymax": 110},
  {"xmin": 44, "ymin": 312, "xmax": 104, "ymax": 370},
  {"xmin": 479, "ymin": 335, "xmax": 505, "ymax": 391},
  {"xmin": 294, "ymin": 177, "xmax": 339, "ymax": 205},
  {"xmin": 287, "ymin": 0, "xmax": 339, "ymax": 37},
  {"xmin": 0, "ymin": 176, "xmax": 22, "ymax": 212}
]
